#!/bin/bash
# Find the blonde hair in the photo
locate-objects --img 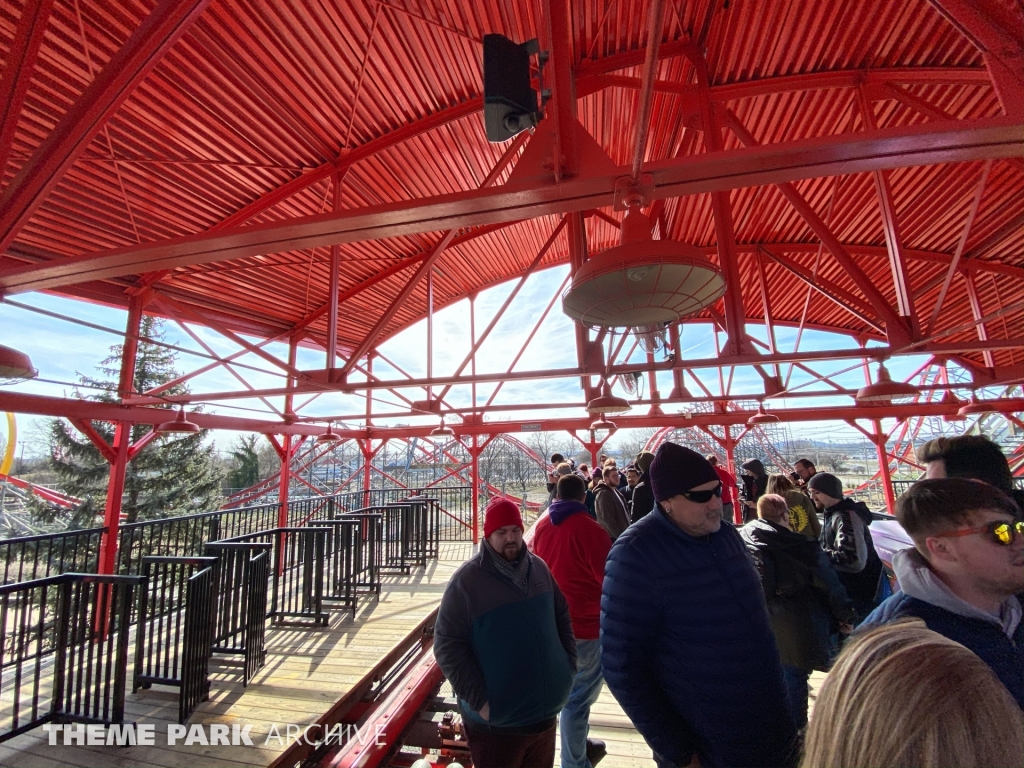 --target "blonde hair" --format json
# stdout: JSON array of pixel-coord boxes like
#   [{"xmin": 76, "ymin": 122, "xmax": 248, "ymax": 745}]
[
  {"xmin": 802, "ymin": 621, "xmax": 1024, "ymax": 768},
  {"xmin": 756, "ymin": 494, "xmax": 789, "ymax": 524},
  {"xmin": 766, "ymin": 473, "xmax": 796, "ymax": 495}
]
